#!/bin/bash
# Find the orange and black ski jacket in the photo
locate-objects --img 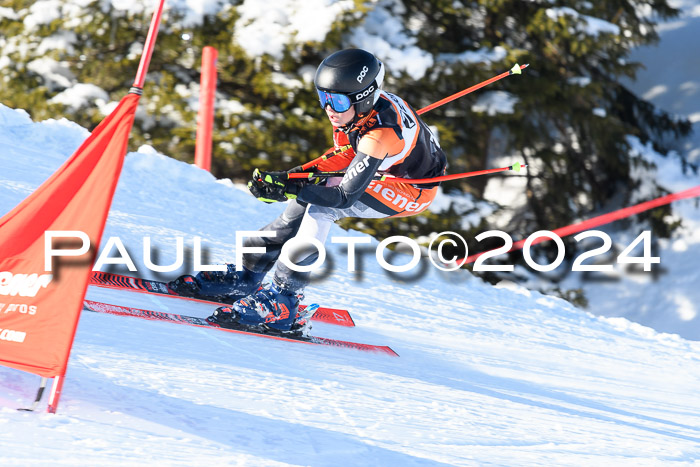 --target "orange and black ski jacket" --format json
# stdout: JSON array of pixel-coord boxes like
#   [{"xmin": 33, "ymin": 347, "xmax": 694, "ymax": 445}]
[
  {"xmin": 297, "ymin": 91, "xmax": 447, "ymax": 212},
  {"xmin": 346, "ymin": 91, "xmax": 446, "ymax": 186}
]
